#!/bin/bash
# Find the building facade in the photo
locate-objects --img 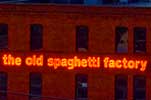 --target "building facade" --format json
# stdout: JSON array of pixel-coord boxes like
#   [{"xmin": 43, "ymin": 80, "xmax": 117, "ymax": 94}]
[
  {"xmin": 1, "ymin": 0, "xmax": 151, "ymax": 6},
  {"xmin": 0, "ymin": 4, "xmax": 151, "ymax": 100}
]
